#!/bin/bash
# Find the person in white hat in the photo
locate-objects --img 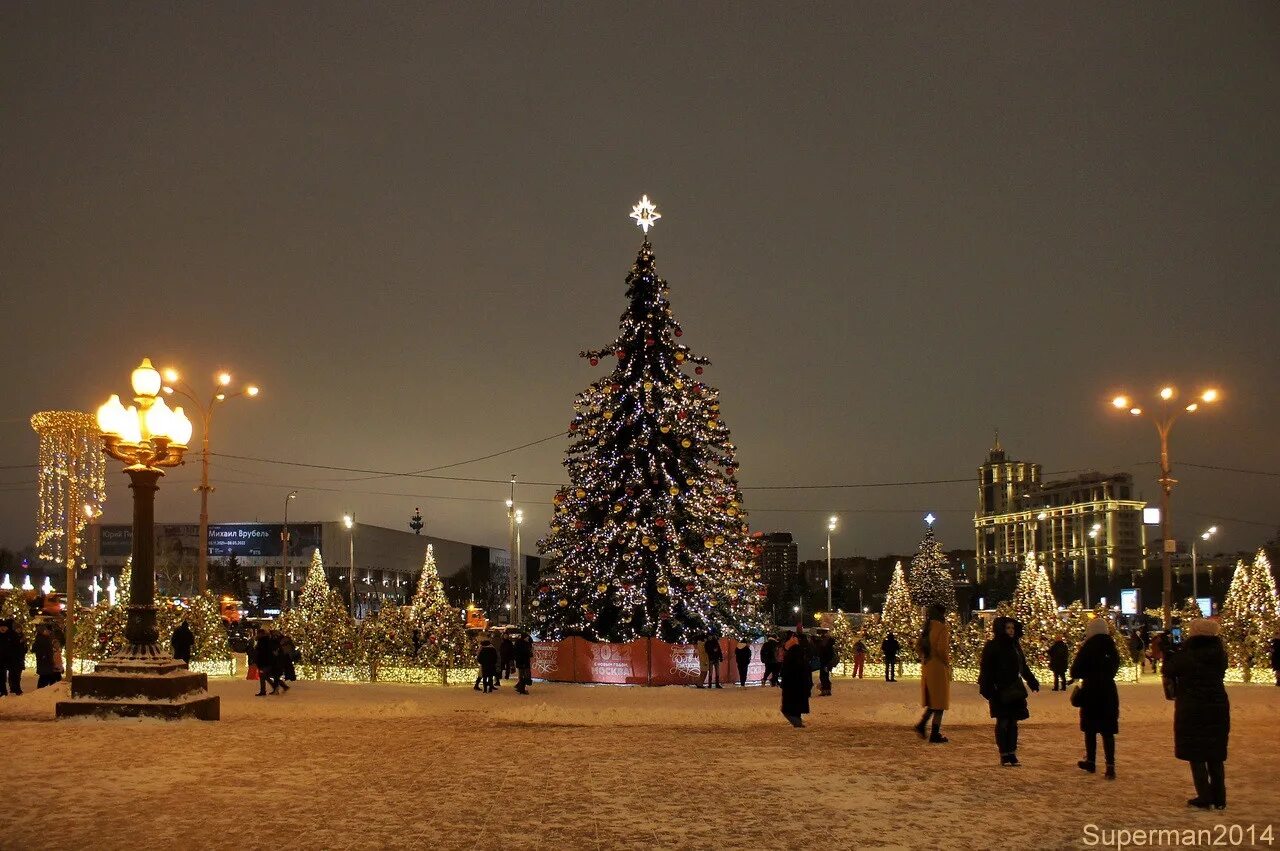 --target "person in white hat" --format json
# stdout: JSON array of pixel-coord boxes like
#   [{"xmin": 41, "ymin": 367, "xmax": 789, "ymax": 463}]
[
  {"xmin": 1070, "ymin": 617, "xmax": 1120, "ymax": 779},
  {"xmin": 1162, "ymin": 618, "xmax": 1230, "ymax": 810}
]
